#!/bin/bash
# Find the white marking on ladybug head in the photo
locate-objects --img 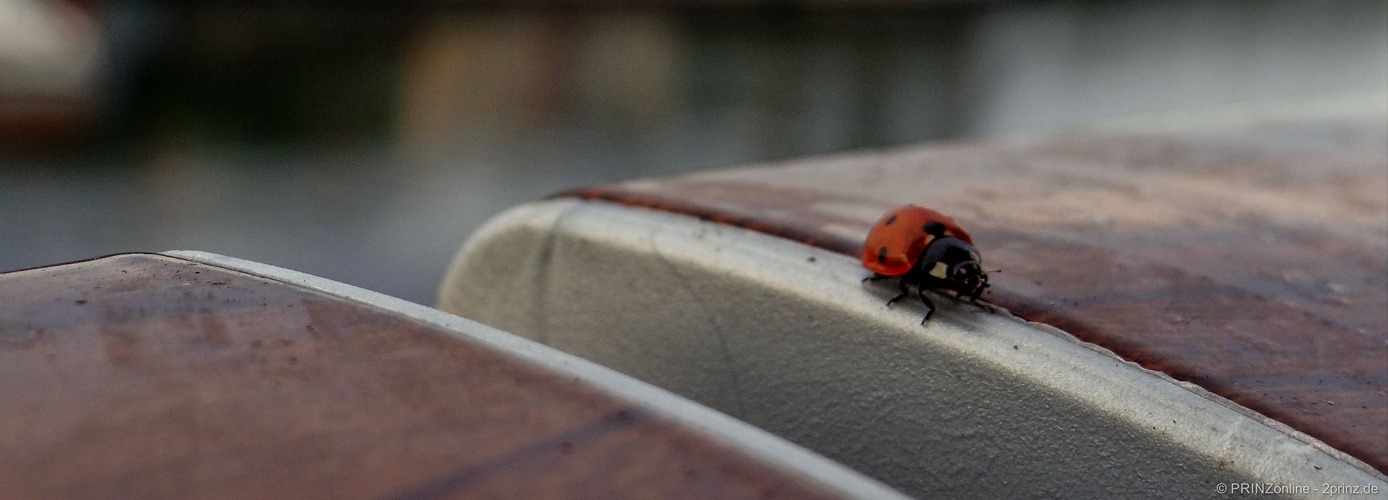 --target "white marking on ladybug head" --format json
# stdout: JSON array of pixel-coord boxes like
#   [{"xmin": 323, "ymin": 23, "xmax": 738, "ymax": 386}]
[{"xmin": 929, "ymin": 261, "xmax": 949, "ymax": 279}]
